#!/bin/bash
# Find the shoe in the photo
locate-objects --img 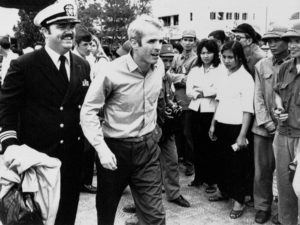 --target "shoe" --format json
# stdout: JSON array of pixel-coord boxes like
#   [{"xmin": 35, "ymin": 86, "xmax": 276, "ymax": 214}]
[
  {"xmin": 125, "ymin": 214, "xmax": 139, "ymax": 225},
  {"xmin": 188, "ymin": 180, "xmax": 203, "ymax": 188},
  {"xmin": 208, "ymin": 194, "xmax": 229, "ymax": 202},
  {"xmin": 205, "ymin": 186, "xmax": 217, "ymax": 194},
  {"xmin": 123, "ymin": 203, "xmax": 136, "ymax": 214},
  {"xmin": 229, "ymin": 207, "xmax": 245, "ymax": 219},
  {"xmin": 245, "ymin": 195, "xmax": 254, "ymax": 207},
  {"xmin": 169, "ymin": 195, "xmax": 191, "ymax": 207},
  {"xmin": 271, "ymin": 214, "xmax": 281, "ymax": 225},
  {"xmin": 81, "ymin": 184, "xmax": 97, "ymax": 194},
  {"xmin": 185, "ymin": 166, "xmax": 194, "ymax": 176},
  {"xmin": 255, "ymin": 210, "xmax": 271, "ymax": 224}
]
